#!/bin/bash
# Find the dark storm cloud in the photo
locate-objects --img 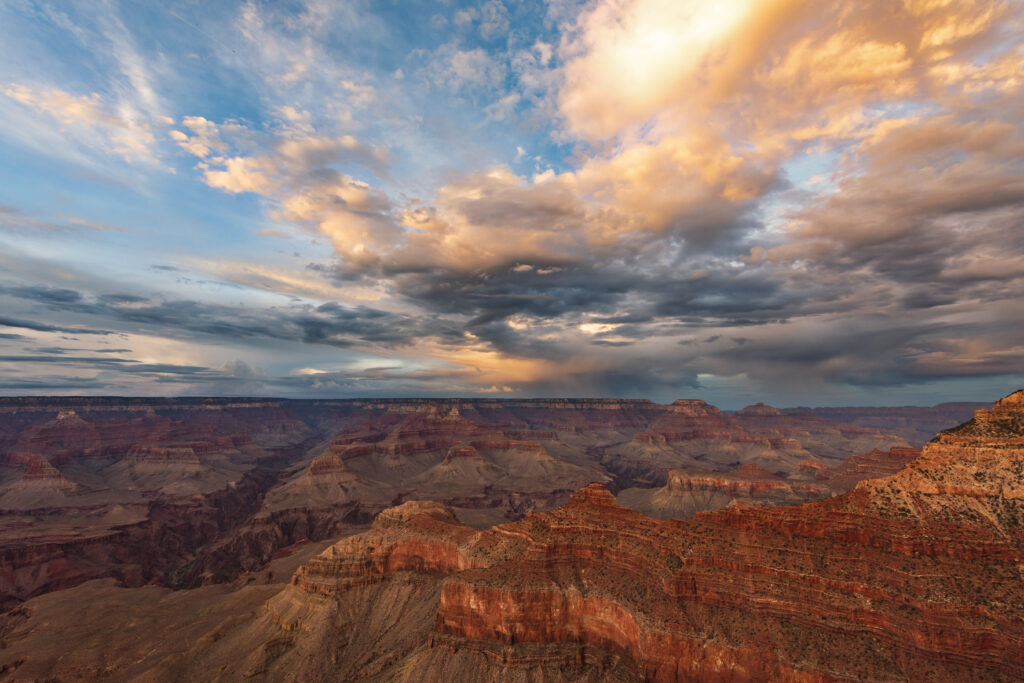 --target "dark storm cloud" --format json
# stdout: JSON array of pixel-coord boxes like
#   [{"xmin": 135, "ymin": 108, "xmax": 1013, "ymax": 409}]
[
  {"xmin": 2, "ymin": 285, "xmax": 450, "ymax": 351},
  {"xmin": 0, "ymin": 354, "xmax": 136, "ymax": 366},
  {"xmin": 388, "ymin": 261, "xmax": 623, "ymax": 319},
  {"xmin": 508, "ymin": 362, "xmax": 702, "ymax": 399},
  {"xmin": 379, "ymin": 254, "xmax": 797, "ymax": 334},
  {"xmin": 98, "ymin": 293, "xmax": 148, "ymax": 305},
  {"xmin": 0, "ymin": 350, "xmax": 268, "ymax": 388},
  {"xmin": 711, "ymin": 324, "xmax": 934, "ymax": 368},
  {"xmin": 591, "ymin": 340, "xmax": 634, "ymax": 347},
  {"xmin": 7, "ymin": 285, "xmax": 82, "ymax": 304},
  {"xmin": 704, "ymin": 314, "xmax": 1024, "ymax": 390},
  {"xmin": 0, "ymin": 379, "xmax": 105, "ymax": 390},
  {"xmin": 120, "ymin": 363, "xmax": 214, "ymax": 375},
  {"xmin": 900, "ymin": 289, "xmax": 959, "ymax": 310},
  {"xmin": 0, "ymin": 315, "xmax": 114, "ymax": 335},
  {"xmin": 772, "ymin": 117, "xmax": 1024, "ymax": 297},
  {"xmin": 21, "ymin": 345, "xmax": 134, "ymax": 355}
]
